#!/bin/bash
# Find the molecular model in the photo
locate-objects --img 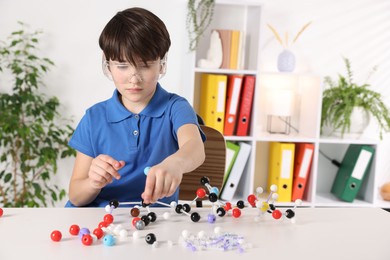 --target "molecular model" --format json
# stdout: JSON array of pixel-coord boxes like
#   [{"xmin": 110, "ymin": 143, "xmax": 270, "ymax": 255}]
[
  {"xmin": 48, "ymin": 176, "xmax": 302, "ymax": 250},
  {"xmin": 105, "ymin": 197, "xmax": 202, "ymax": 225},
  {"xmin": 246, "ymin": 184, "xmax": 302, "ymax": 223},
  {"xmin": 187, "ymin": 176, "xmax": 301, "ymax": 223},
  {"xmin": 189, "ymin": 176, "xmax": 246, "ymax": 221}
]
